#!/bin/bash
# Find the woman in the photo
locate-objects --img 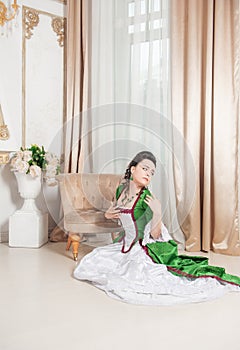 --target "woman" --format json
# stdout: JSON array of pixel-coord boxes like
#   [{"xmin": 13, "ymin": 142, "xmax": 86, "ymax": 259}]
[{"xmin": 73, "ymin": 151, "xmax": 240, "ymax": 305}]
